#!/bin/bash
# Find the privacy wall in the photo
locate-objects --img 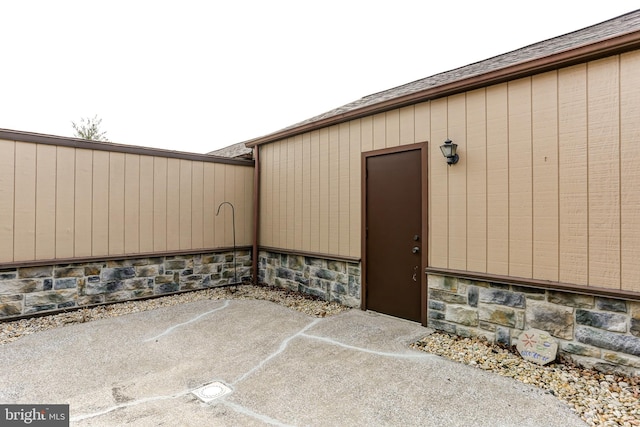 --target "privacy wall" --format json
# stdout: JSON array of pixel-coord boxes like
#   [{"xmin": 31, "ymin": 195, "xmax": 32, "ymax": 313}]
[
  {"xmin": 258, "ymin": 49, "xmax": 640, "ymax": 295},
  {"xmin": 0, "ymin": 135, "xmax": 254, "ymax": 265}
]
